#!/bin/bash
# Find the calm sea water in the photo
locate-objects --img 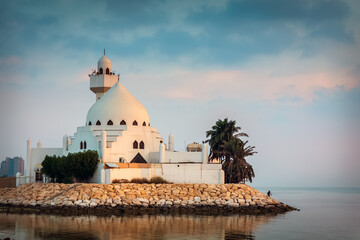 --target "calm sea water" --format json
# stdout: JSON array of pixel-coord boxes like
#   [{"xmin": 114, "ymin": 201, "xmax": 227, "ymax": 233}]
[{"xmin": 0, "ymin": 187, "xmax": 359, "ymax": 240}]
